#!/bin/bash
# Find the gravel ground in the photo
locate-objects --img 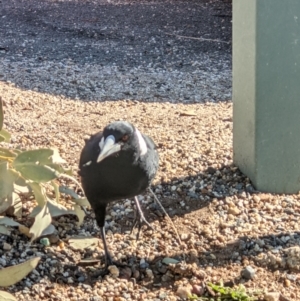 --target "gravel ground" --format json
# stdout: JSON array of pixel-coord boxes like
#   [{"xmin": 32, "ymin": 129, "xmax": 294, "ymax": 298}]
[
  {"xmin": 1, "ymin": 82, "xmax": 300, "ymax": 301},
  {"xmin": 1, "ymin": 0, "xmax": 300, "ymax": 300},
  {"xmin": 0, "ymin": 0, "xmax": 231, "ymax": 102}
]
